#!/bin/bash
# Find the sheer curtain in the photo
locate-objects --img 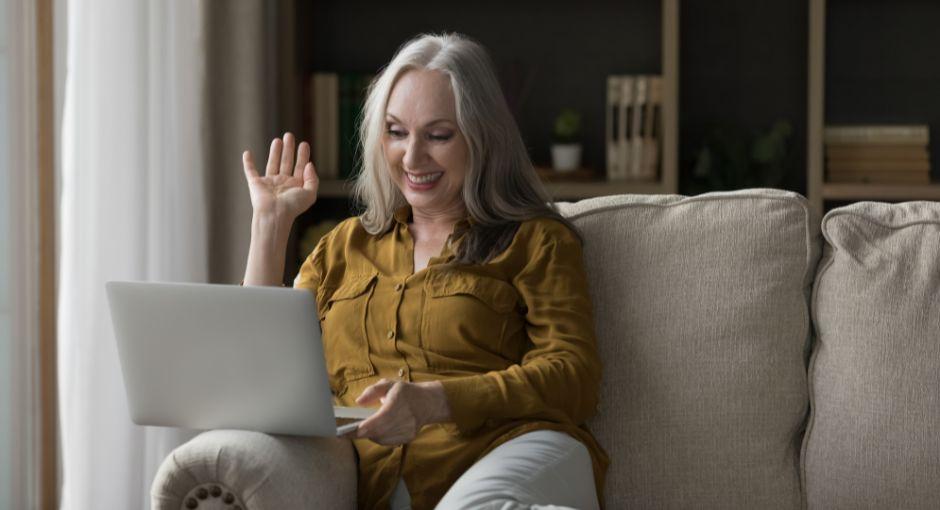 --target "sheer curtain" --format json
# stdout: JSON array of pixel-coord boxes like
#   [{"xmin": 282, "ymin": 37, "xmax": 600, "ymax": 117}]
[
  {"xmin": 2, "ymin": 0, "xmax": 43, "ymax": 506},
  {"xmin": 58, "ymin": 0, "xmax": 207, "ymax": 508}
]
